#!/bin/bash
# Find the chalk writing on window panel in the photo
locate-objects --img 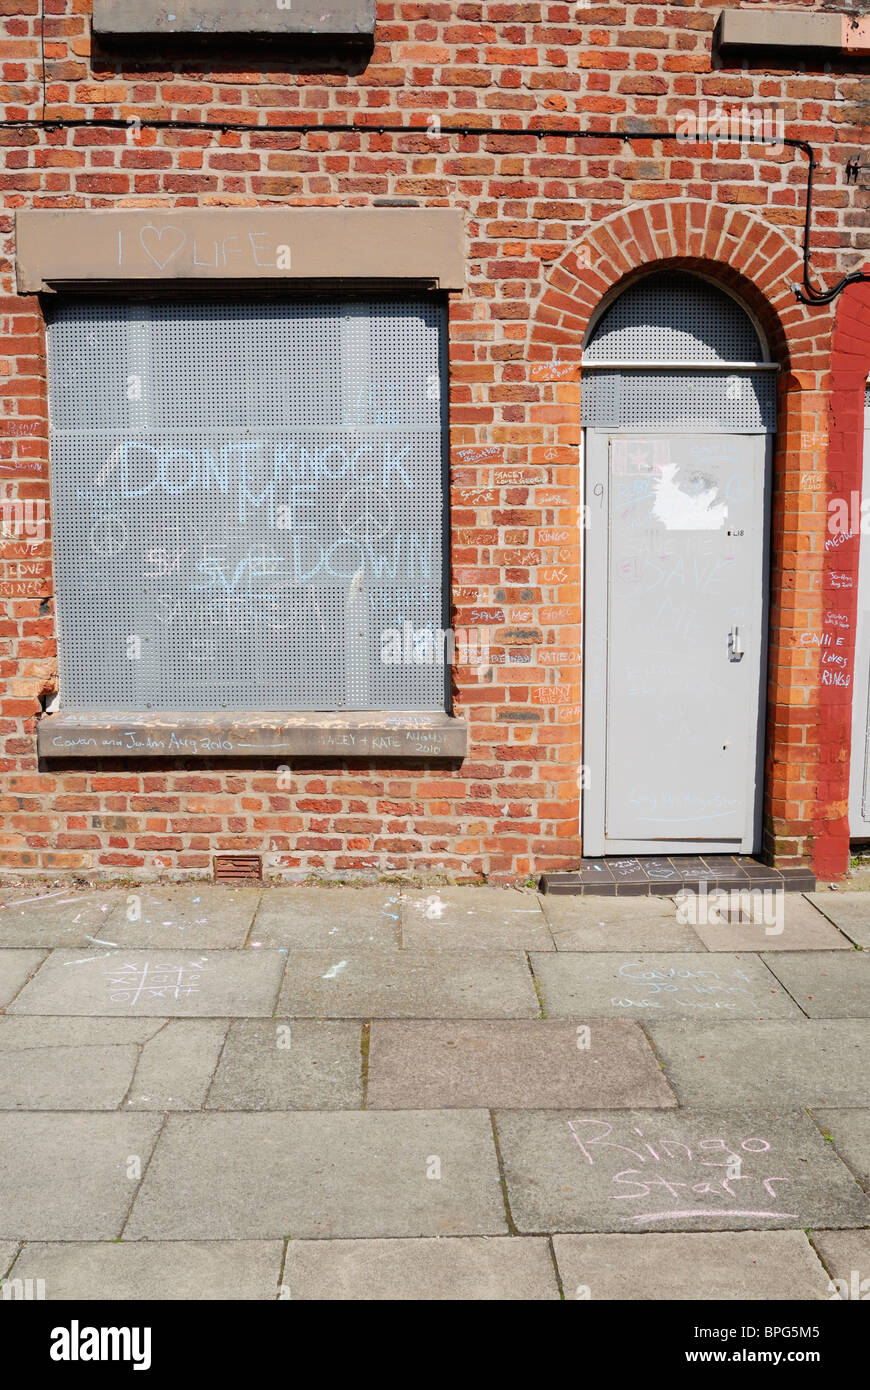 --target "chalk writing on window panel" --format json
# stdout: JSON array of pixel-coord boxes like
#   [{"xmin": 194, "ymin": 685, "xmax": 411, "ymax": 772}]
[{"xmin": 47, "ymin": 300, "xmax": 447, "ymax": 712}]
